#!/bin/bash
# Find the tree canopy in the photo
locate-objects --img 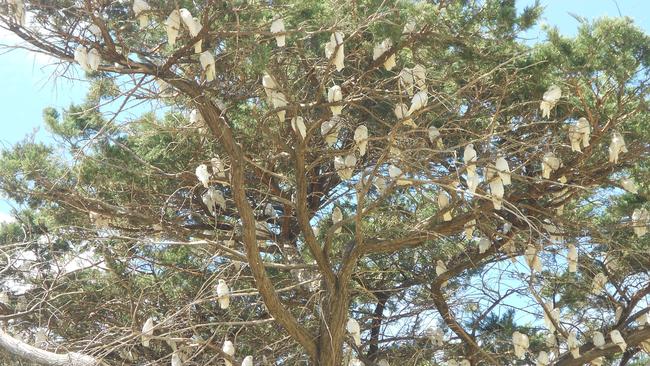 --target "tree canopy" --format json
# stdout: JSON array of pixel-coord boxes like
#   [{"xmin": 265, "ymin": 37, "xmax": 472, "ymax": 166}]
[{"xmin": 0, "ymin": 1, "xmax": 649, "ymax": 365}]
